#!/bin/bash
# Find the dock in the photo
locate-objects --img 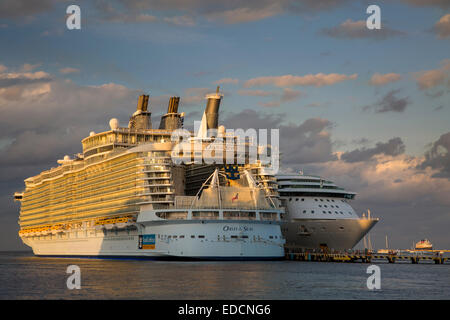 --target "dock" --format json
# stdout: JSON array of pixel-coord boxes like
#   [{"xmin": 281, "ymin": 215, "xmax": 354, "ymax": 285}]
[{"xmin": 285, "ymin": 251, "xmax": 450, "ymax": 264}]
